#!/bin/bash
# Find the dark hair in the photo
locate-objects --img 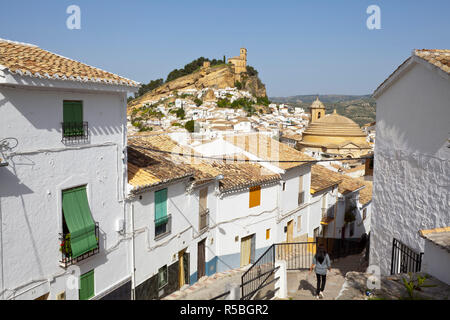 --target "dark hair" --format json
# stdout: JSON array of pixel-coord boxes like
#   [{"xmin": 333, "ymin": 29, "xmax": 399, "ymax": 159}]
[{"xmin": 315, "ymin": 247, "xmax": 326, "ymax": 264}]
